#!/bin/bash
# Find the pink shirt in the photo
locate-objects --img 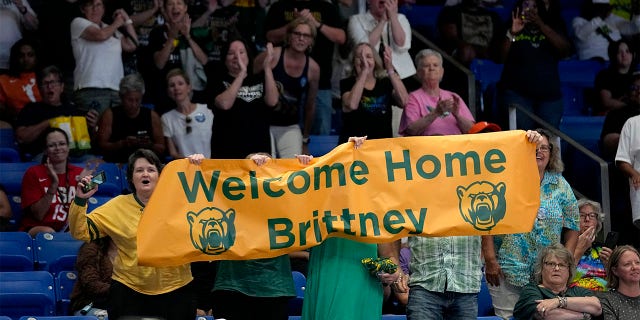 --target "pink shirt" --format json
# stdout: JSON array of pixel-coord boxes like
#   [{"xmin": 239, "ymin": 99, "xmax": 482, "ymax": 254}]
[{"xmin": 399, "ymin": 88, "xmax": 474, "ymax": 136}]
